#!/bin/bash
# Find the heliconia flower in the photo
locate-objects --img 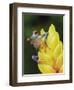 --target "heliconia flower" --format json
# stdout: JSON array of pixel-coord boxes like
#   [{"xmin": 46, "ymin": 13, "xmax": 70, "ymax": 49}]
[{"xmin": 38, "ymin": 24, "xmax": 63, "ymax": 74}]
